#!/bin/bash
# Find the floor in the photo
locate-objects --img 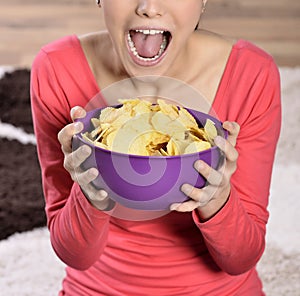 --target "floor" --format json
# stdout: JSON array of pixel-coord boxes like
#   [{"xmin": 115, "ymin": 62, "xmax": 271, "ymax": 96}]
[{"xmin": 0, "ymin": 0, "xmax": 299, "ymax": 68}]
